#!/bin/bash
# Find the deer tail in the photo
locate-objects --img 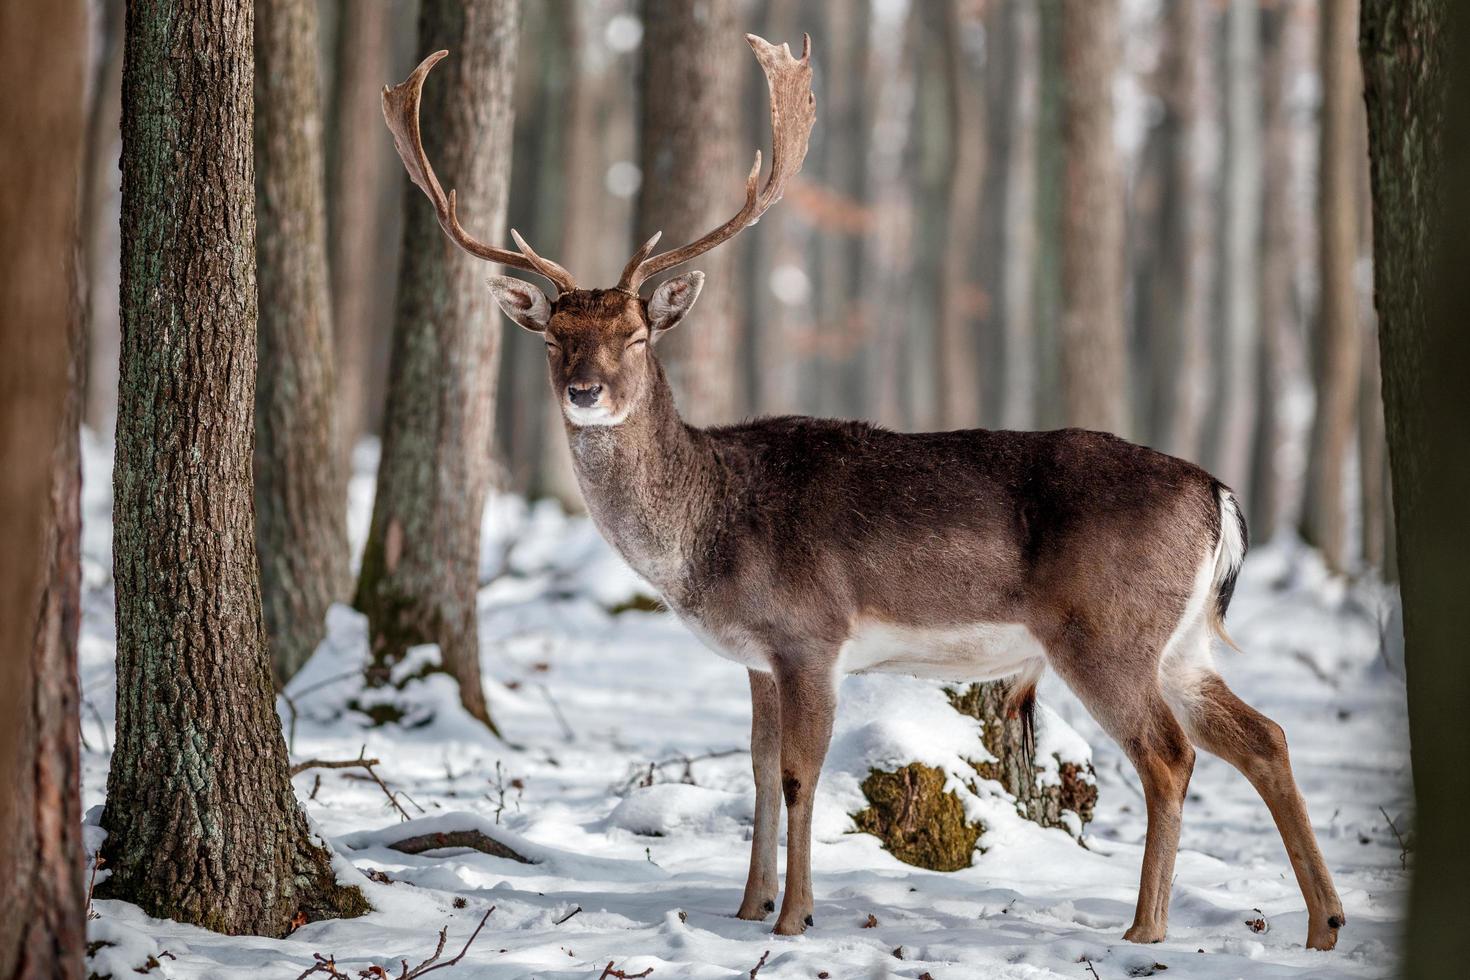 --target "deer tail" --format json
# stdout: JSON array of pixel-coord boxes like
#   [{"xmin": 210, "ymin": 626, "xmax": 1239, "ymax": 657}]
[{"xmin": 1209, "ymin": 483, "xmax": 1249, "ymax": 652}]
